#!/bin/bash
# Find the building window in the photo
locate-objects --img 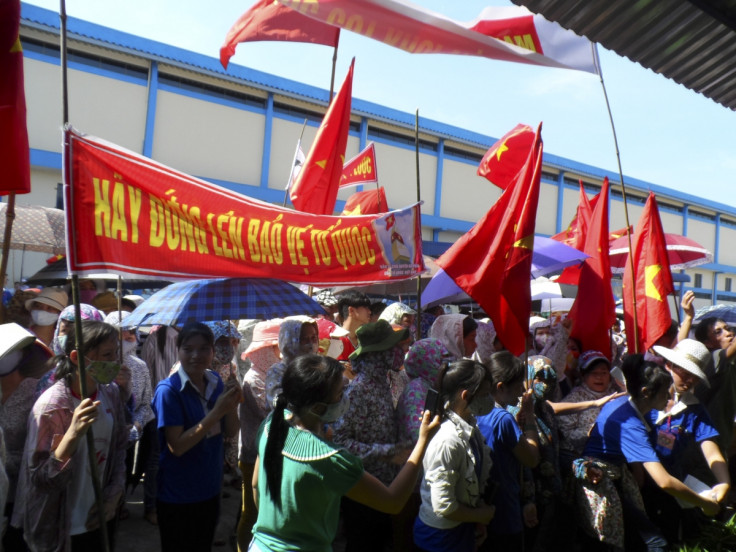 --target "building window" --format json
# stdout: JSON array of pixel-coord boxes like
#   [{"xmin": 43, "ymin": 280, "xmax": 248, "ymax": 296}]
[
  {"xmin": 726, "ymin": 277, "xmax": 733, "ymax": 292},
  {"xmin": 694, "ymin": 273, "xmax": 703, "ymax": 288}
]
